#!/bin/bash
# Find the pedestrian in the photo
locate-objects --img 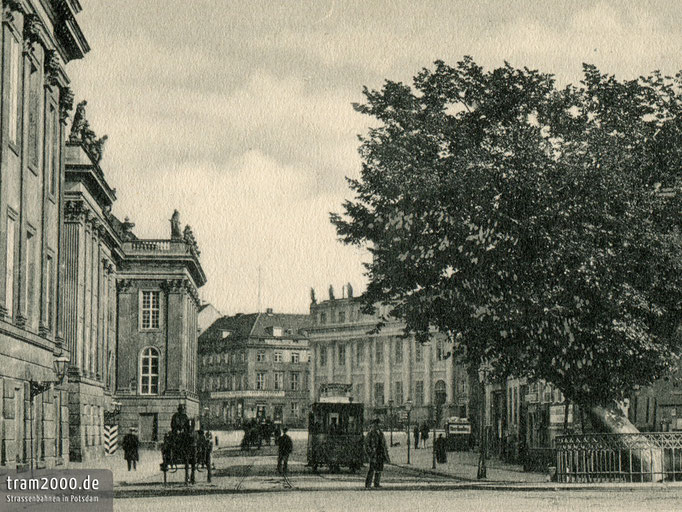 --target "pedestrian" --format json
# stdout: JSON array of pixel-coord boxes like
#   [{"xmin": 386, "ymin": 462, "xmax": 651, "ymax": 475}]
[
  {"xmin": 435, "ymin": 434, "xmax": 447, "ymax": 464},
  {"xmin": 122, "ymin": 427, "xmax": 139, "ymax": 471},
  {"xmin": 277, "ymin": 427, "xmax": 293, "ymax": 475},
  {"xmin": 421, "ymin": 423, "xmax": 429, "ymax": 448},
  {"xmin": 413, "ymin": 425, "xmax": 419, "ymax": 450},
  {"xmin": 364, "ymin": 418, "xmax": 390, "ymax": 489}
]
